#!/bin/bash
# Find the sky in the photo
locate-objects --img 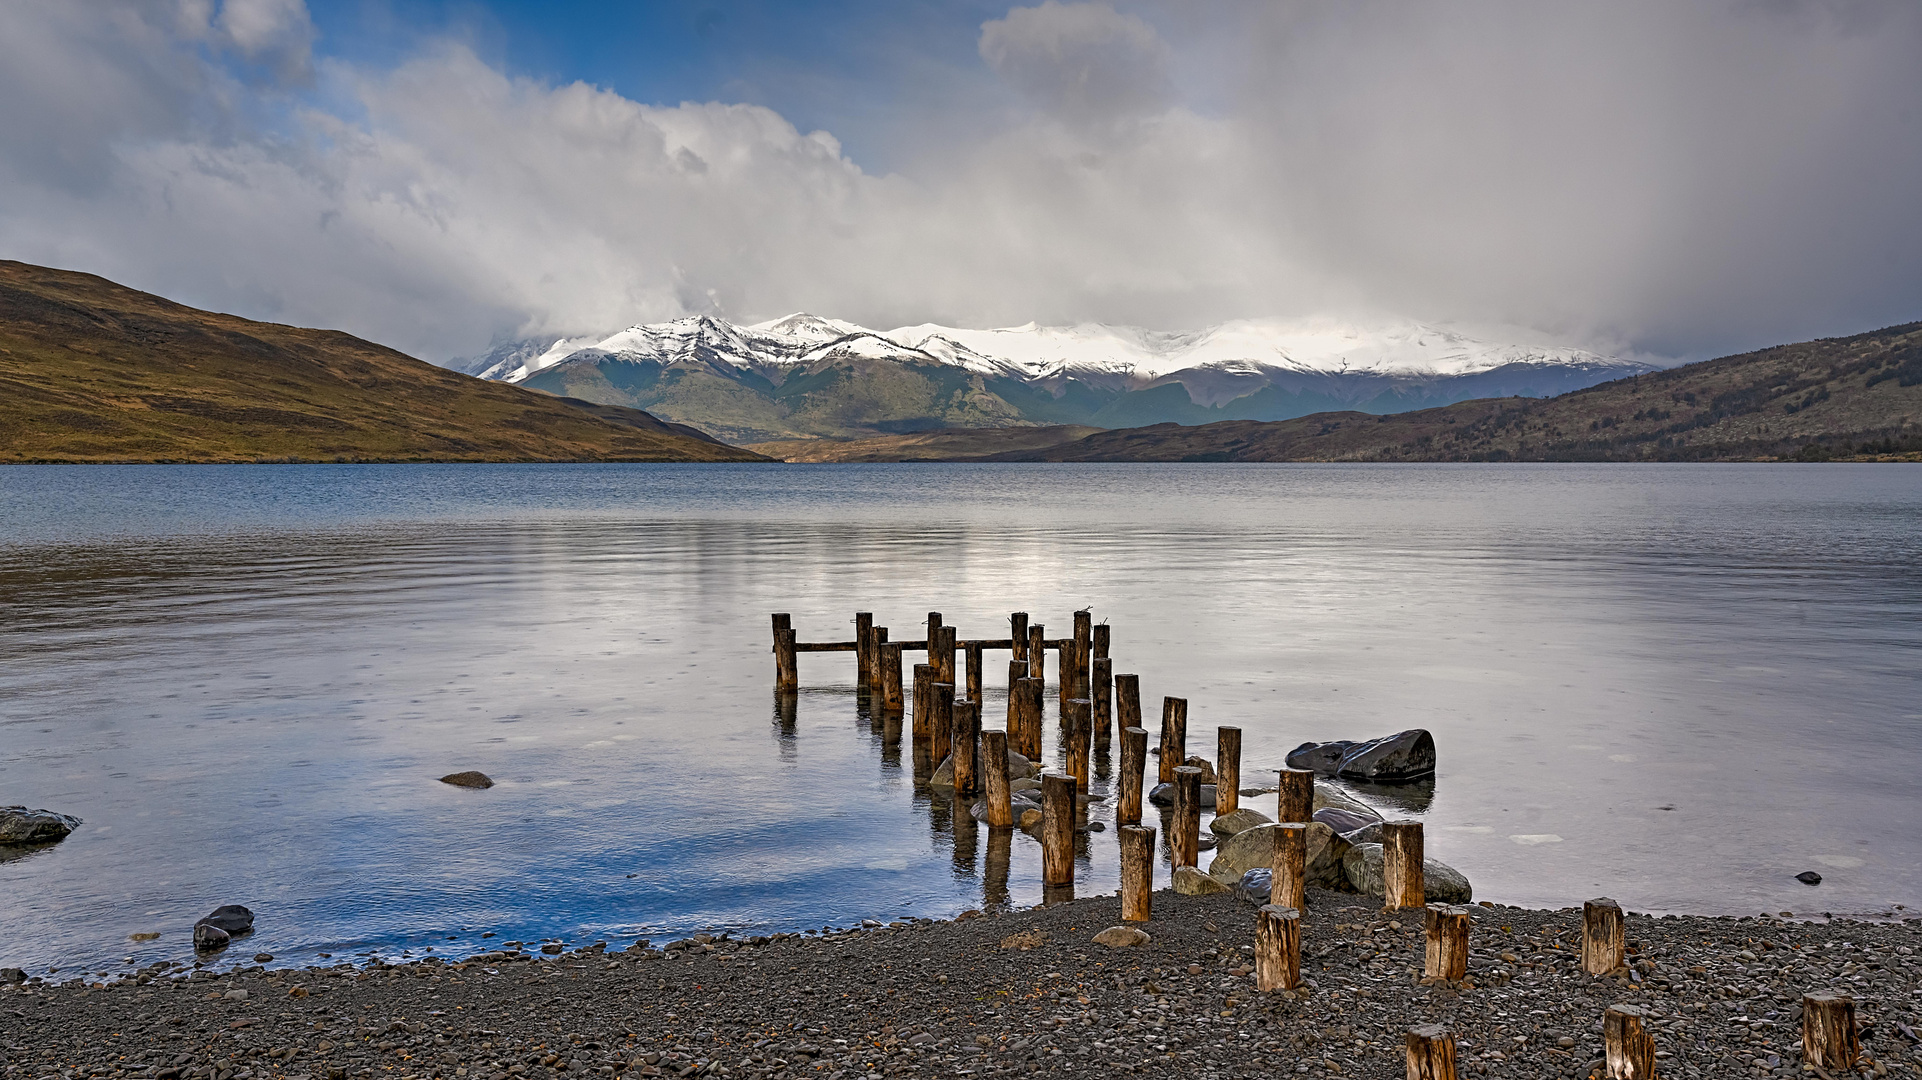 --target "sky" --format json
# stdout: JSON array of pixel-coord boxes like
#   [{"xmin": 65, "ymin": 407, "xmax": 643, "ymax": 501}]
[{"xmin": 2, "ymin": 0, "xmax": 1920, "ymax": 364}]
